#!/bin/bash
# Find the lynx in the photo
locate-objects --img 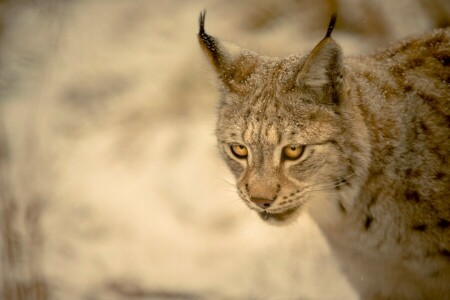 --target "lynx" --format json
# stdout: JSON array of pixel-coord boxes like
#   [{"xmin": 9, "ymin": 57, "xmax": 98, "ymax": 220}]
[{"xmin": 198, "ymin": 11, "xmax": 450, "ymax": 300}]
